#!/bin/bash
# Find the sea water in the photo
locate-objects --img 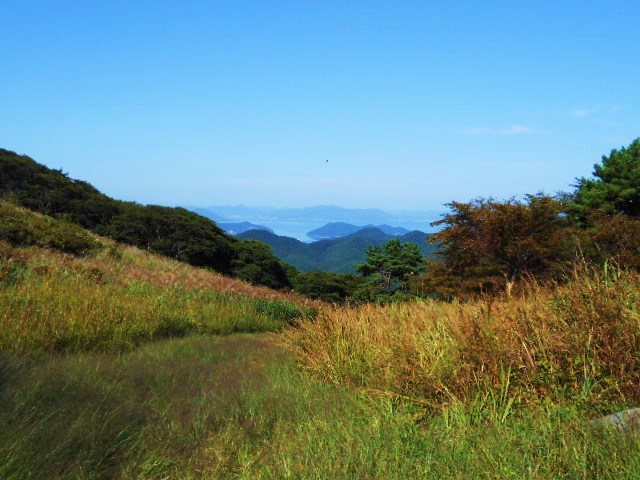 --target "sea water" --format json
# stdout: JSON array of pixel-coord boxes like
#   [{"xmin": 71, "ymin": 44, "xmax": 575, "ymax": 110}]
[
  {"xmin": 257, "ymin": 220, "xmax": 436, "ymax": 243},
  {"xmin": 257, "ymin": 221, "xmax": 323, "ymax": 242}
]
